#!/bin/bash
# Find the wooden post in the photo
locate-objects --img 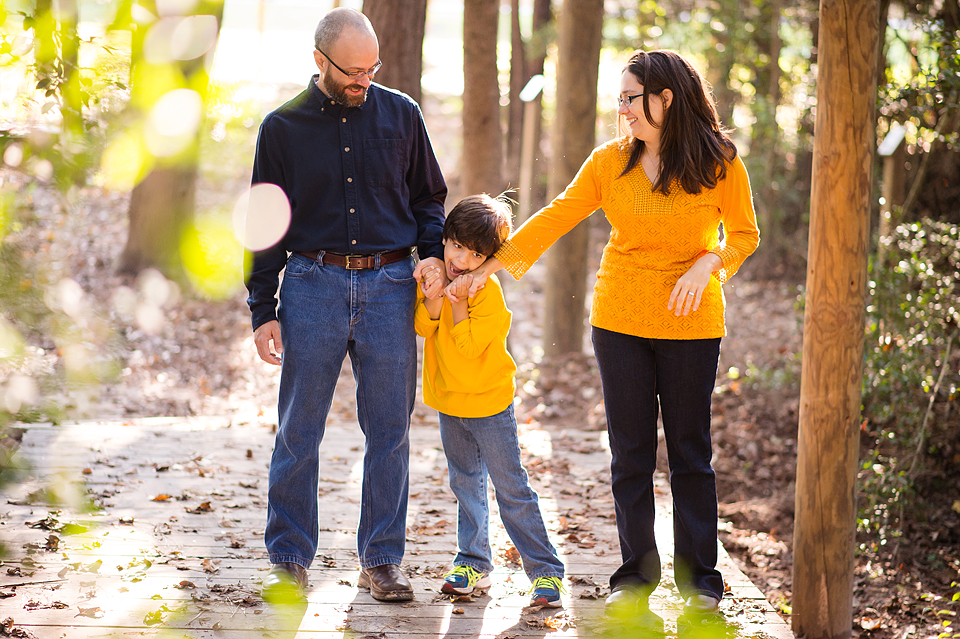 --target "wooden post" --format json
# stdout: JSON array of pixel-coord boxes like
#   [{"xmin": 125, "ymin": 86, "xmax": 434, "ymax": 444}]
[
  {"xmin": 876, "ymin": 124, "xmax": 906, "ymax": 268},
  {"xmin": 792, "ymin": 1, "xmax": 880, "ymax": 638},
  {"xmin": 518, "ymin": 75, "xmax": 545, "ymax": 224}
]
